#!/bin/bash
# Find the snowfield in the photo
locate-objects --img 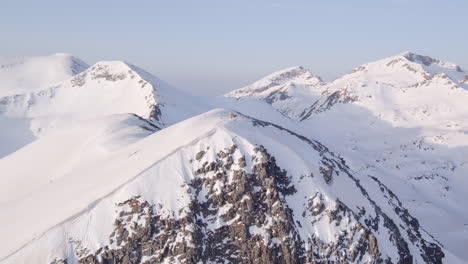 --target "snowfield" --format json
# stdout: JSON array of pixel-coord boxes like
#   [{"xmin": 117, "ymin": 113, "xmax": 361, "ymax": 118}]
[{"xmin": 0, "ymin": 52, "xmax": 467, "ymax": 263}]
